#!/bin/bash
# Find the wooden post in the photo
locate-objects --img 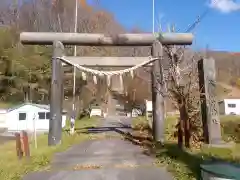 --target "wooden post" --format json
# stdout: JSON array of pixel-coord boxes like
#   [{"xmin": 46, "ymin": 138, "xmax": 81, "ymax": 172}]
[
  {"xmin": 198, "ymin": 58, "xmax": 222, "ymax": 144},
  {"xmin": 48, "ymin": 41, "xmax": 64, "ymax": 146},
  {"xmin": 21, "ymin": 131, "xmax": 30, "ymax": 157},
  {"xmin": 151, "ymin": 41, "xmax": 165, "ymax": 143},
  {"xmin": 15, "ymin": 132, "xmax": 23, "ymax": 159}
]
